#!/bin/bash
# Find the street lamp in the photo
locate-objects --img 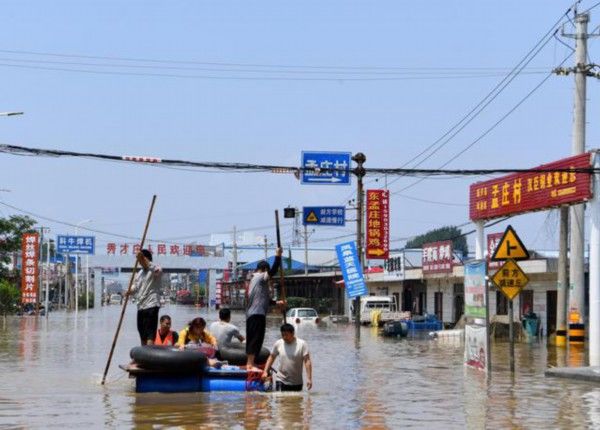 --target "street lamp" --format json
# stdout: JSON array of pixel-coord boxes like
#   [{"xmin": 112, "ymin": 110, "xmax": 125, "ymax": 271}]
[
  {"xmin": 74, "ymin": 219, "xmax": 93, "ymax": 312},
  {"xmin": 0, "ymin": 111, "xmax": 24, "ymax": 117}
]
